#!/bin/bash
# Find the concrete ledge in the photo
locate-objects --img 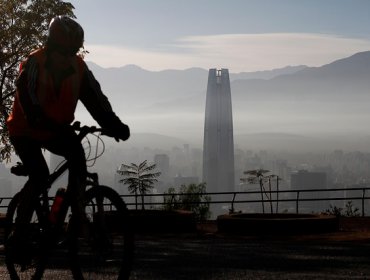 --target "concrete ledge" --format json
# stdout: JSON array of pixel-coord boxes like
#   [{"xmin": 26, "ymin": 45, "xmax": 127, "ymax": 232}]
[{"xmin": 217, "ymin": 213, "xmax": 339, "ymax": 235}]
